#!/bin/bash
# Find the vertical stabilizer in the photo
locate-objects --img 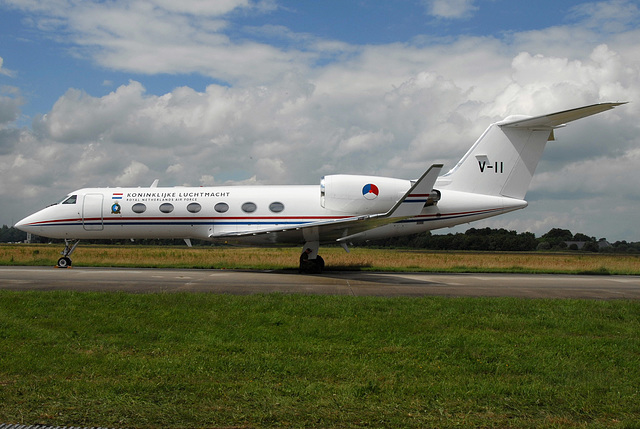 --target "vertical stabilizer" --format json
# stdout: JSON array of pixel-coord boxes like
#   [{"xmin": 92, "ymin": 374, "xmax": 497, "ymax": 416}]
[{"xmin": 439, "ymin": 102, "xmax": 626, "ymax": 200}]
